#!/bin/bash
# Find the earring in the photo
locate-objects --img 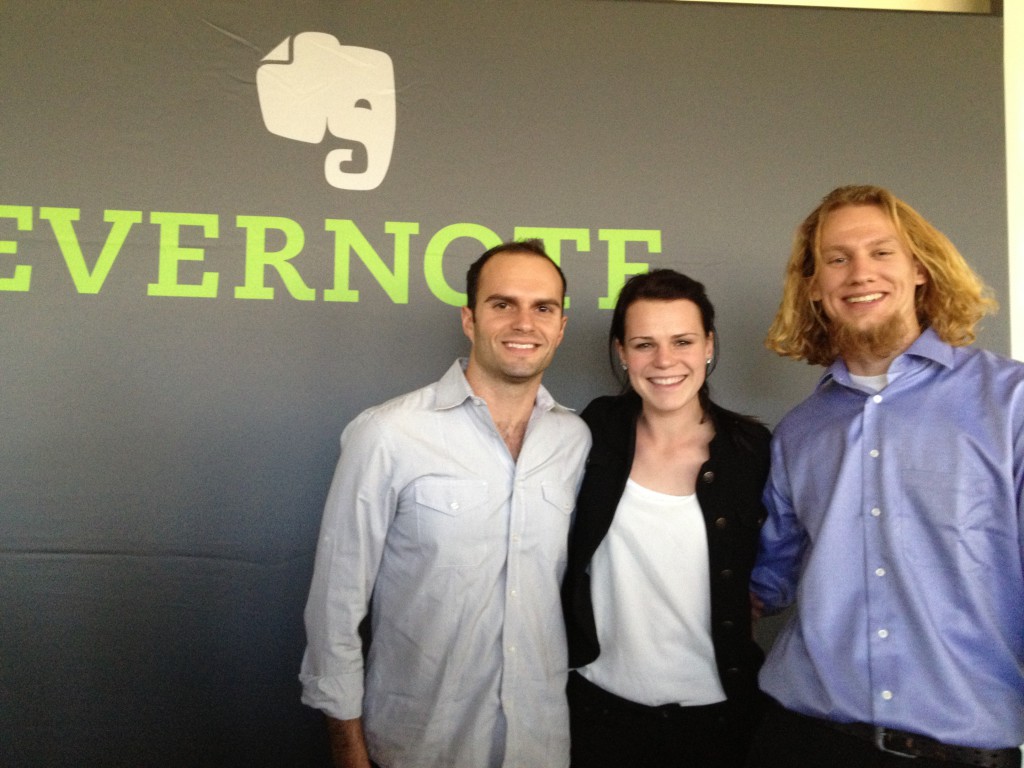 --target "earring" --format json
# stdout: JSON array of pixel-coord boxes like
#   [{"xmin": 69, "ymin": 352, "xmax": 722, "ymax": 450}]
[
  {"xmin": 621, "ymin": 362, "xmax": 628, "ymax": 371},
  {"xmin": 705, "ymin": 358, "xmax": 712, "ymax": 366}
]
